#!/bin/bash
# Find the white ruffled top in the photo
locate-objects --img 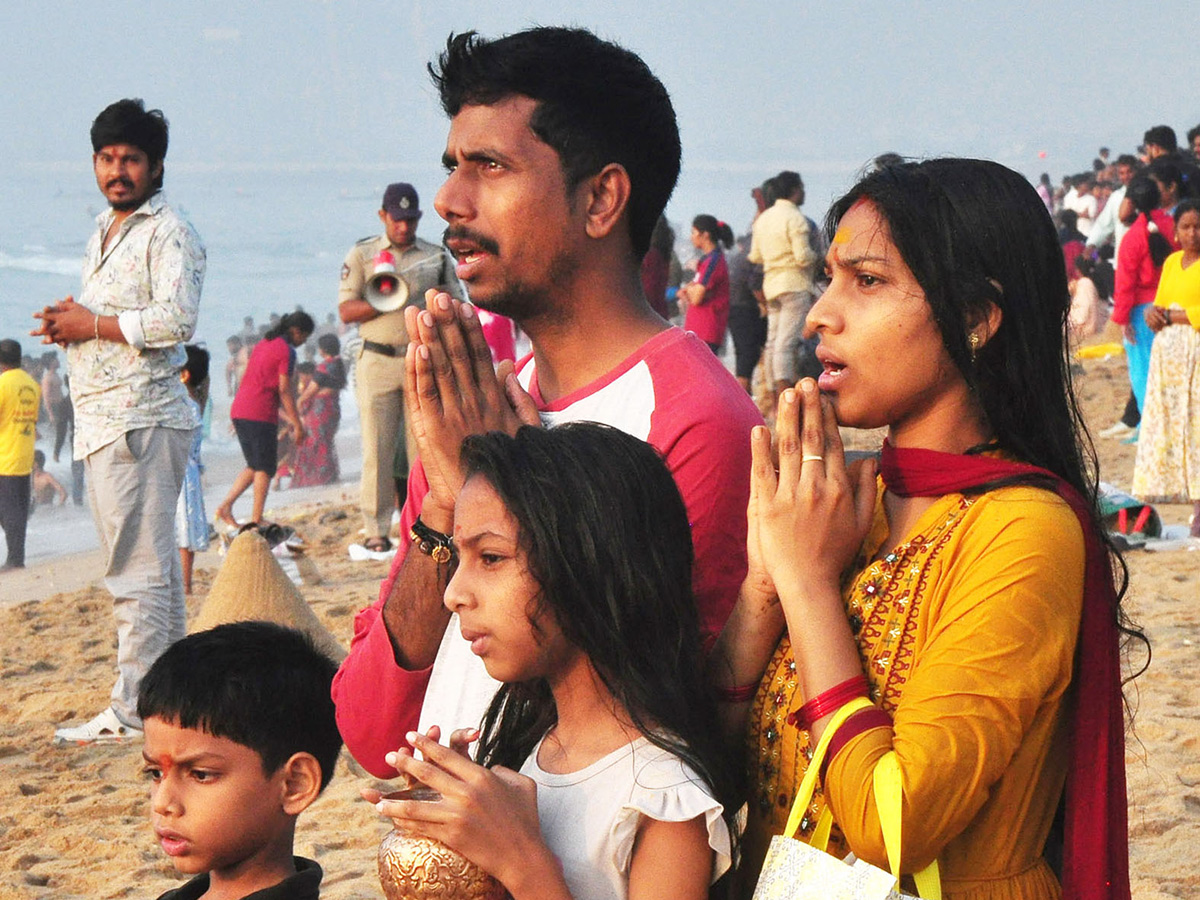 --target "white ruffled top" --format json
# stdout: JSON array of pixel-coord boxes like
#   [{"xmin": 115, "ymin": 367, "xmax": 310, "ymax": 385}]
[{"xmin": 519, "ymin": 734, "xmax": 732, "ymax": 900}]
